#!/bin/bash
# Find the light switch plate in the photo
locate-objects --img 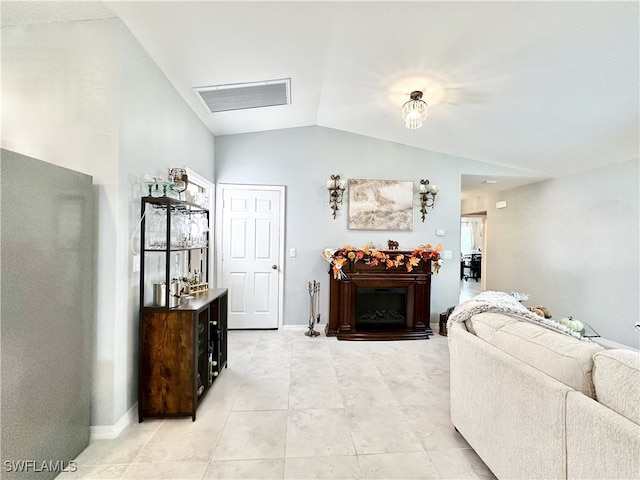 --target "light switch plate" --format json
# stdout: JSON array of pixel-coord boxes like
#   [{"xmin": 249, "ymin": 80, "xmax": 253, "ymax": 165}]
[
  {"xmin": 436, "ymin": 229, "xmax": 446, "ymax": 236},
  {"xmin": 443, "ymin": 250, "xmax": 453, "ymax": 259},
  {"xmin": 290, "ymin": 248, "xmax": 297, "ymax": 258}
]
